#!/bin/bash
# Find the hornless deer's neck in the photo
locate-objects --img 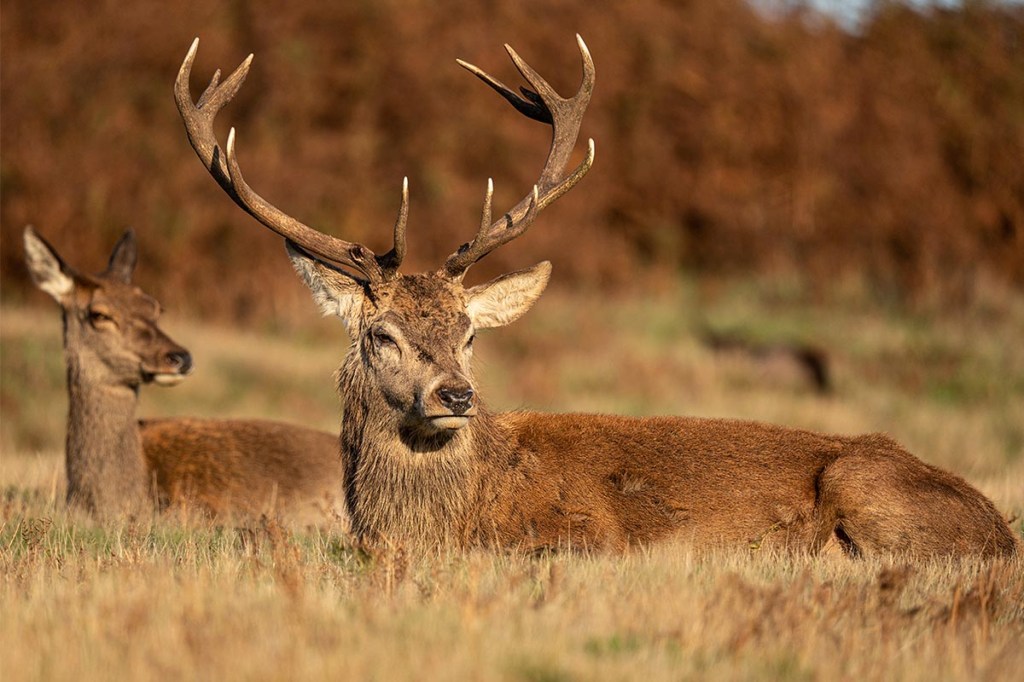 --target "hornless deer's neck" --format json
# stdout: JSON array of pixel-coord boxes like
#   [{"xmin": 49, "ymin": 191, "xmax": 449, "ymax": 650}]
[
  {"xmin": 339, "ymin": 362, "xmax": 506, "ymax": 548},
  {"xmin": 64, "ymin": 348, "xmax": 149, "ymax": 516}
]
